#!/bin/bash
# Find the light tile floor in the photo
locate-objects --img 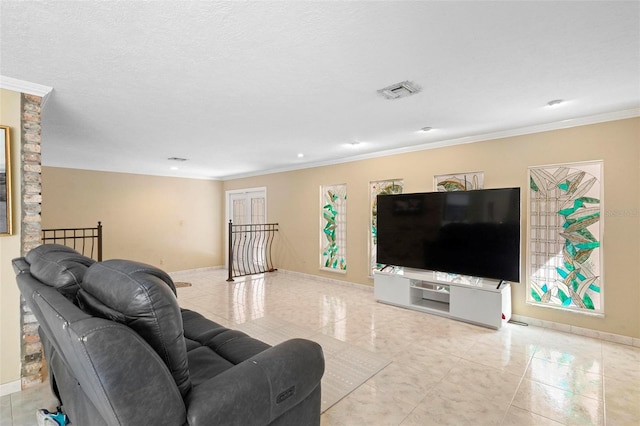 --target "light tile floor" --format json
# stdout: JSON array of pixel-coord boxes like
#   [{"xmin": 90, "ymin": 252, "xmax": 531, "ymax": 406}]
[{"xmin": 3, "ymin": 268, "xmax": 639, "ymax": 425}]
